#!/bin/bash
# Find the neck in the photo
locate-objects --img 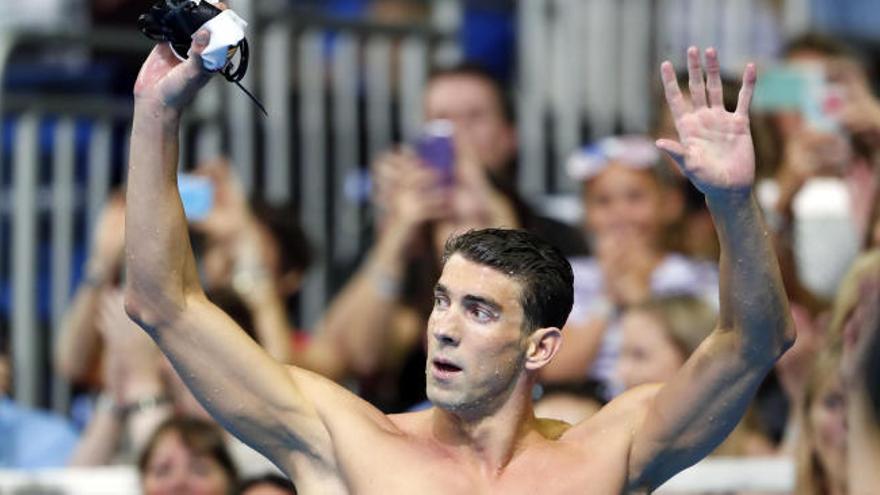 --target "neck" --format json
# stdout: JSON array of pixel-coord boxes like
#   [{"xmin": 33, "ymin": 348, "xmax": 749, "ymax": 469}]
[{"xmin": 431, "ymin": 375, "xmax": 540, "ymax": 473}]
